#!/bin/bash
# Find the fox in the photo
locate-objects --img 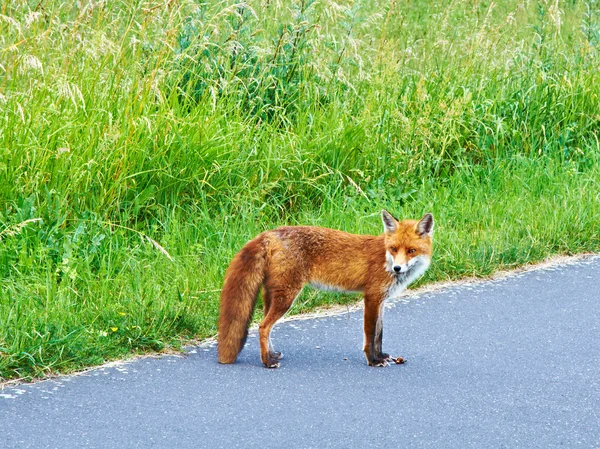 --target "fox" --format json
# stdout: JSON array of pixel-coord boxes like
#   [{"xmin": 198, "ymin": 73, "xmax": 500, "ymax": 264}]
[{"xmin": 217, "ymin": 210, "xmax": 434, "ymax": 368}]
